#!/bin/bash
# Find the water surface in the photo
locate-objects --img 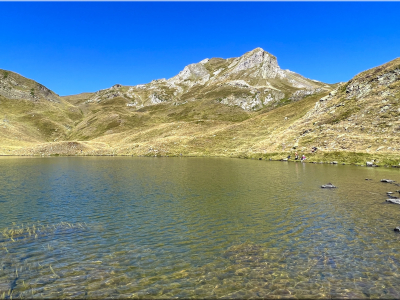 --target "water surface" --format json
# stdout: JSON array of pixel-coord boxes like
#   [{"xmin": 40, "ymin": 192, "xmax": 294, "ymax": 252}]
[{"xmin": 1, "ymin": 157, "xmax": 400, "ymax": 298}]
